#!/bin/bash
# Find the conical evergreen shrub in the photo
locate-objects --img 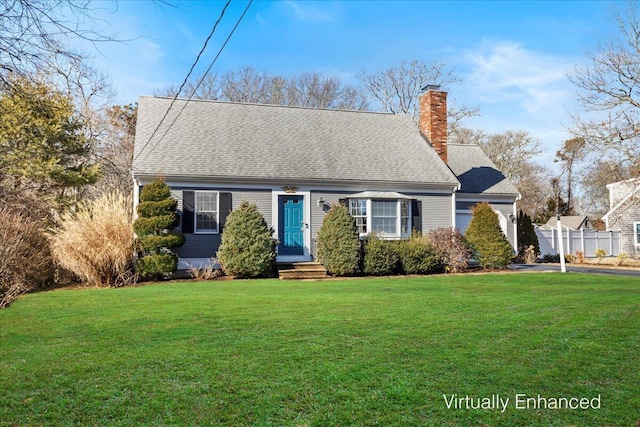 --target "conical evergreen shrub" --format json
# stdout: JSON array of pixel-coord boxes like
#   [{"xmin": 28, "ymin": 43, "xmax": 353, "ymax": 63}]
[
  {"xmin": 316, "ymin": 204, "xmax": 360, "ymax": 276},
  {"xmin": 217, "ymin": 200, "xmax": 277, "ymax": 278},
  {"xmin": 517, "ymin": 211, "xmax": 540, "ymax": 256},
  {"xmin": 133, "ymin": 177, "xmax": 184, "ymax": 279},
  {"xmin": 465, "ymin": 202, "xmax": 513, "ymax": 269}
]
